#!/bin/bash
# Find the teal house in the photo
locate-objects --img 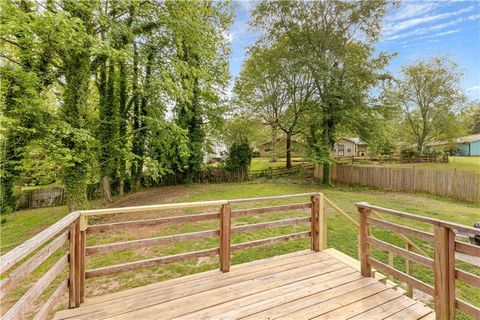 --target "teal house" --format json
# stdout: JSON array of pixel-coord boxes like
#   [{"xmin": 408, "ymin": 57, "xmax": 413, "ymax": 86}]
[{"xmin": 456, "ymin": 134, "xmax": 480, "ymax": 156}]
